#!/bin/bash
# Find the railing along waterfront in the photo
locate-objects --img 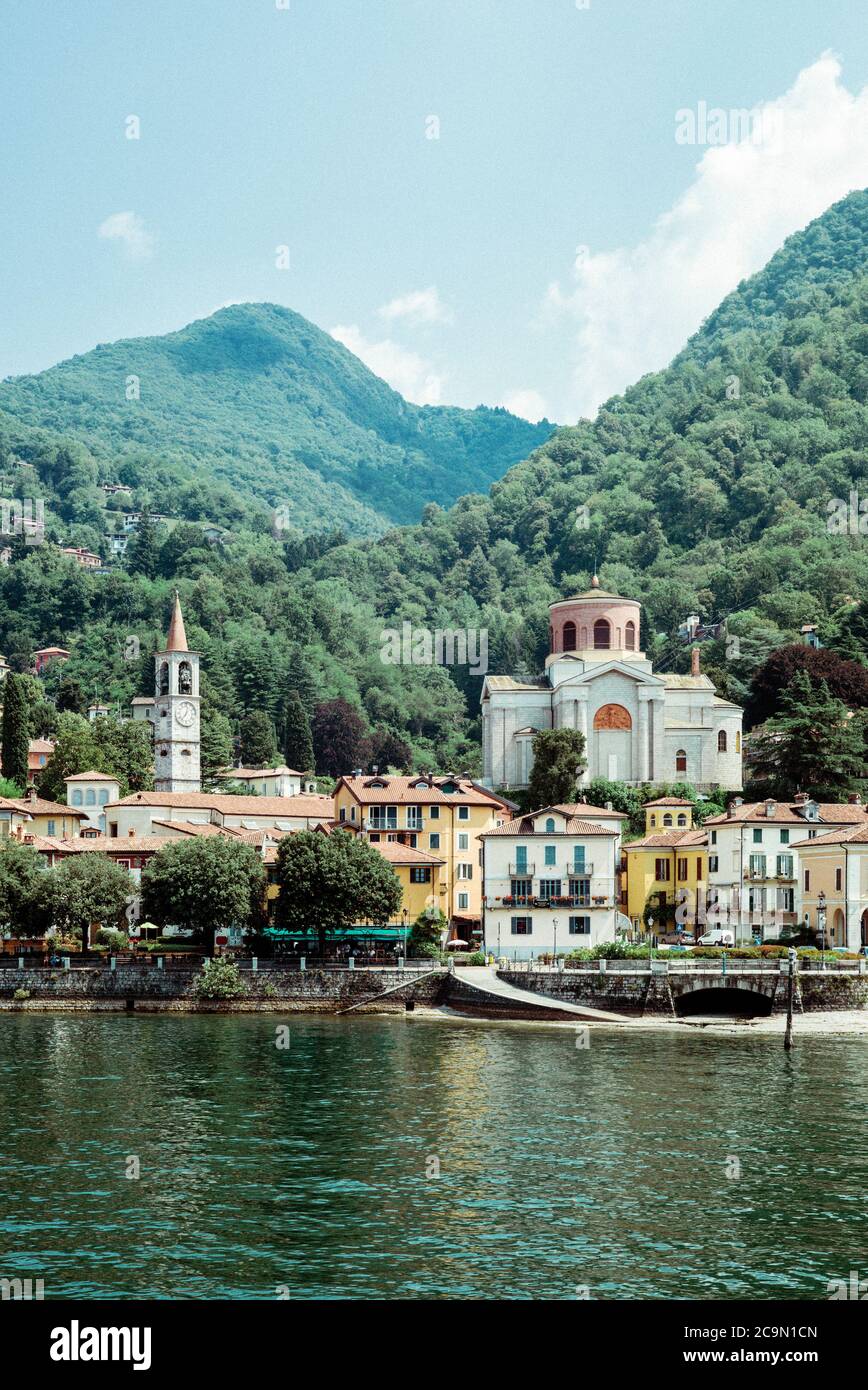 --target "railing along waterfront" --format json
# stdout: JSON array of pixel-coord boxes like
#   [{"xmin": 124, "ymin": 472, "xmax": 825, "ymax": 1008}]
[{"xmin": 501, "ymin": 957, "xmax": 868, "ymax": 974}]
